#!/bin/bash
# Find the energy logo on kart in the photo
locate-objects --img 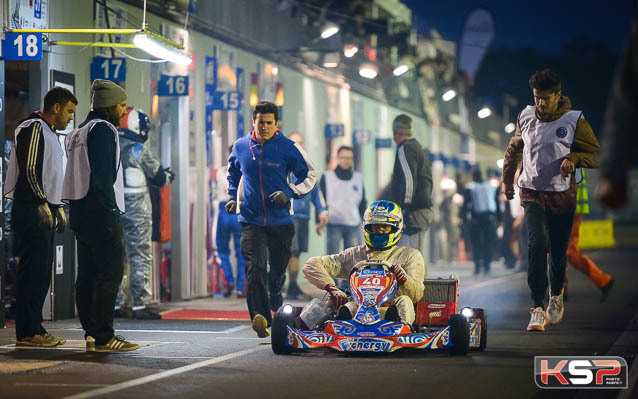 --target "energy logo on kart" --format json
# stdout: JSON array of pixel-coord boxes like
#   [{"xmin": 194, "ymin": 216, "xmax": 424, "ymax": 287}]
[{"xmin": 340, "ymin": 338, "xmax": 392, "ymax": 352}]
